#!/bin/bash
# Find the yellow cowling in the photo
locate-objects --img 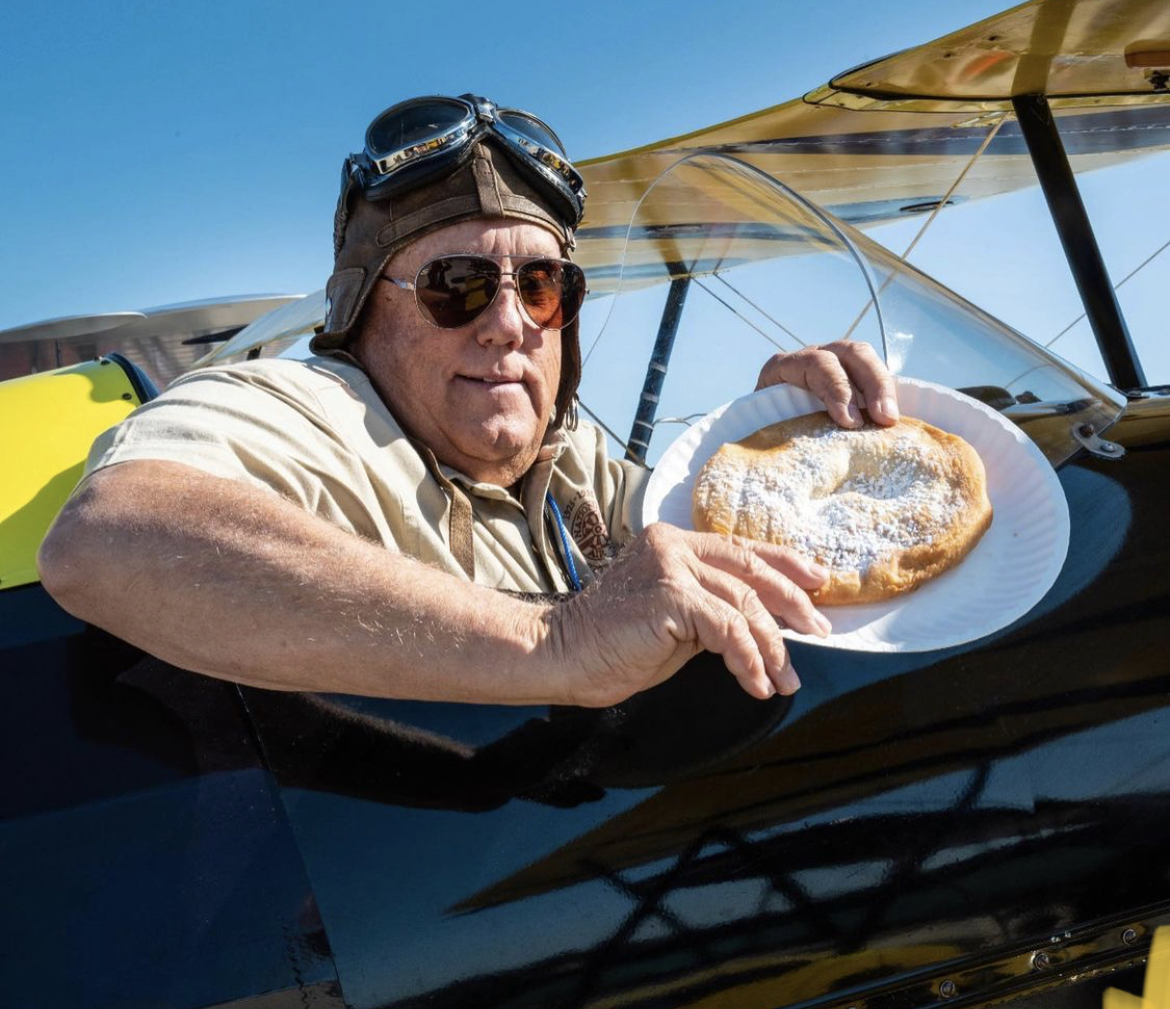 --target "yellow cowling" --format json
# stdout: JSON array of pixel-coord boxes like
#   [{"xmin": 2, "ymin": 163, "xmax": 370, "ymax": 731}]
[{"xmin": 0, "ymin": 358, "xmax": 144, "ymax": 590}]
